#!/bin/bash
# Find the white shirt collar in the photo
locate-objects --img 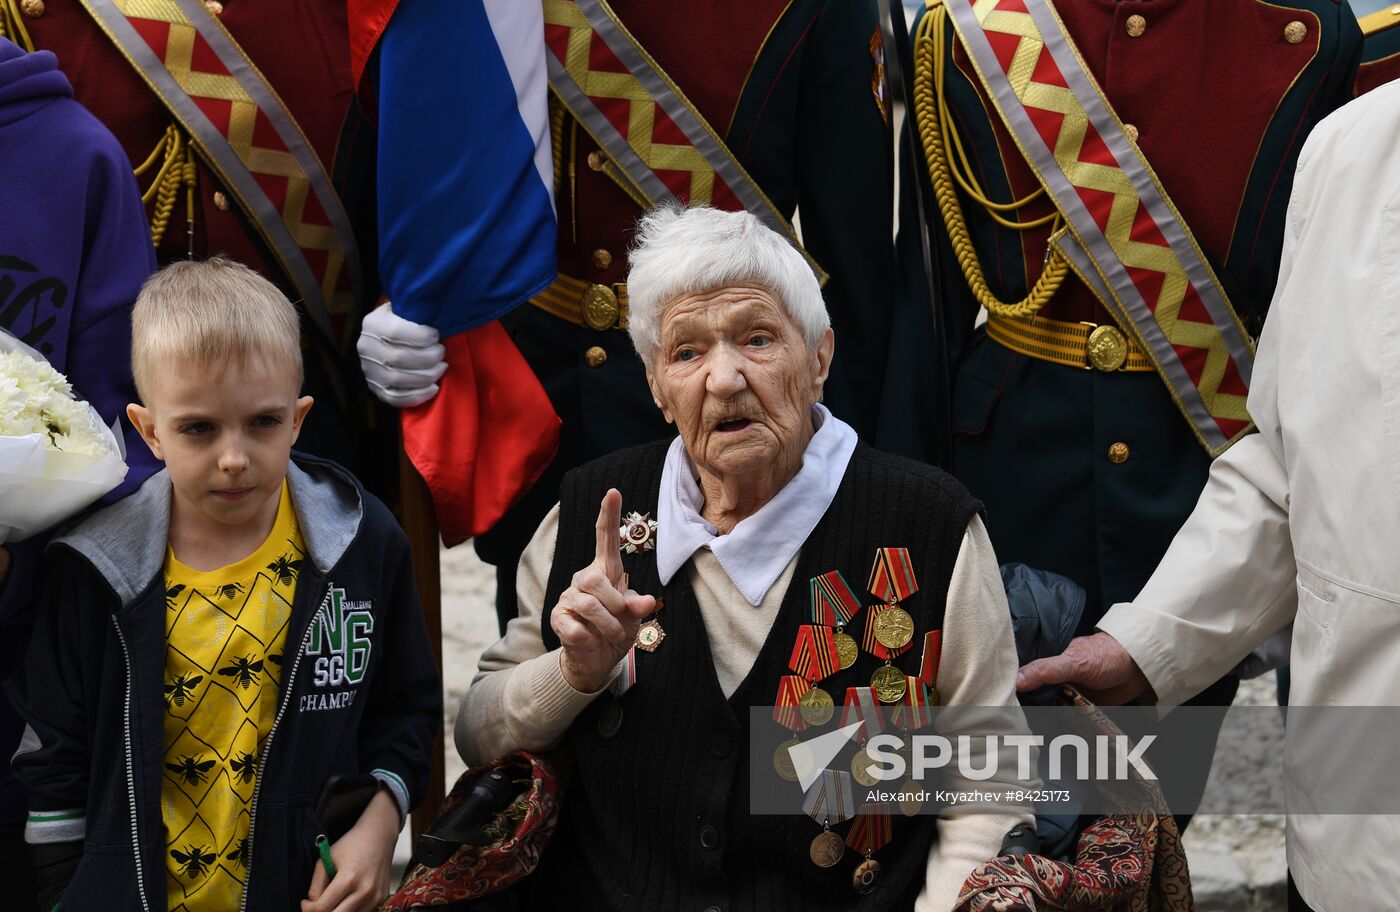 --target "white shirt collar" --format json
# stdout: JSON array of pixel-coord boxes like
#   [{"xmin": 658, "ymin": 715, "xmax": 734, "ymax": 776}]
[{"xmin": 656, "ymin": 403, "xmax": 858, "ymax": 606}]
